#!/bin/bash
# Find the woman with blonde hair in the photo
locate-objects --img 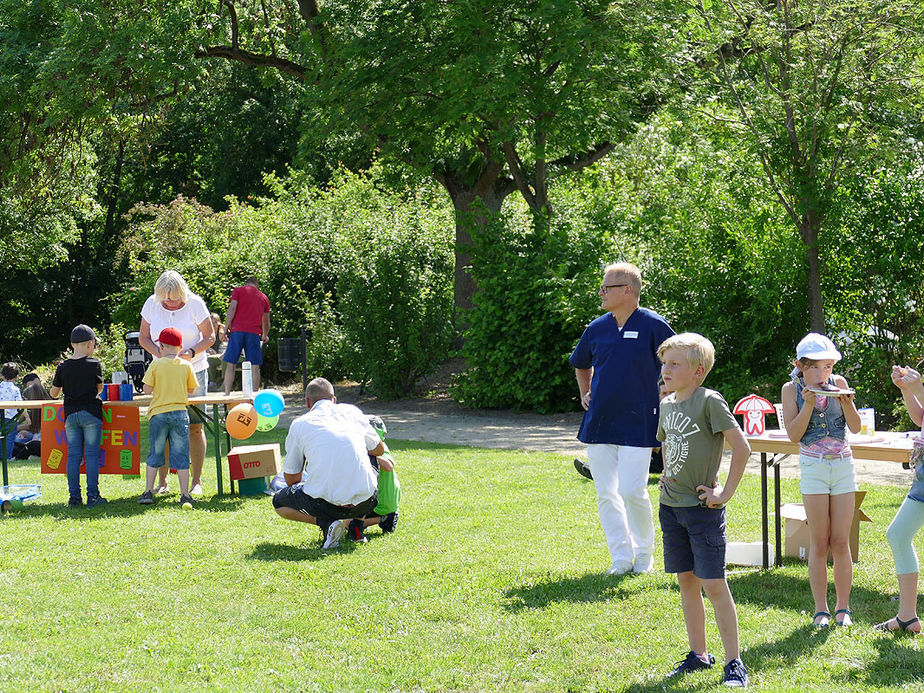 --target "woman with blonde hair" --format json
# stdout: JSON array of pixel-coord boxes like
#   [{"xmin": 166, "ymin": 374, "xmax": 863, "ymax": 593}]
[{"xmin": 139, "ymin": 270, "xmax": 215, "ymax": 496}]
